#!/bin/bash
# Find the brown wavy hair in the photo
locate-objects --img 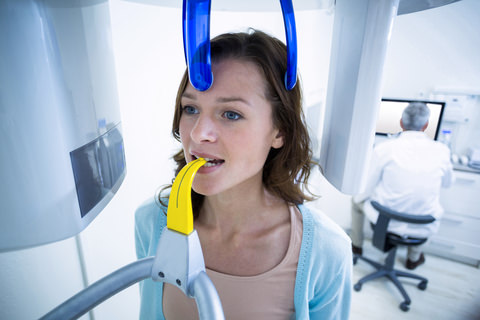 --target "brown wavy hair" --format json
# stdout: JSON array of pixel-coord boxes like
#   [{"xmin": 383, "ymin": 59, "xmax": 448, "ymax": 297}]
[{"xmin": 160, "ymin": 29, "xmax": 316, "ymax": 218}]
